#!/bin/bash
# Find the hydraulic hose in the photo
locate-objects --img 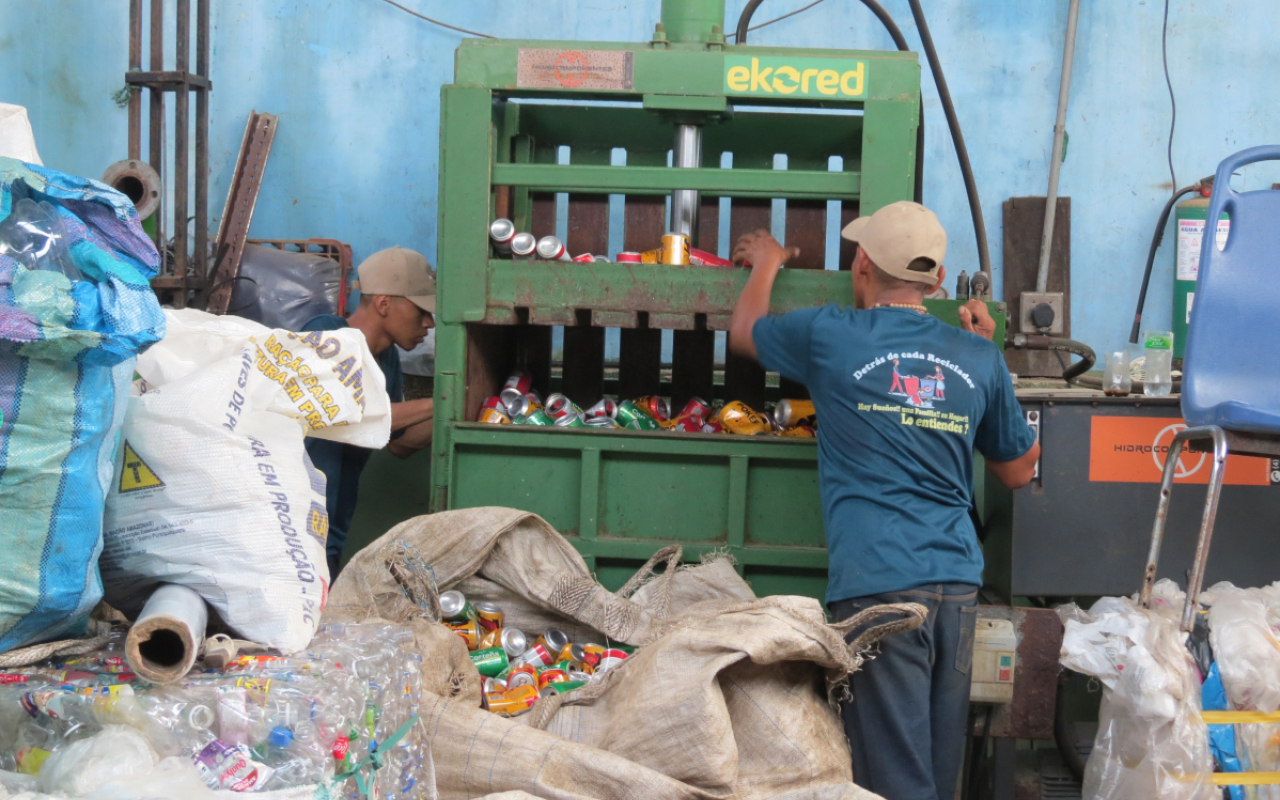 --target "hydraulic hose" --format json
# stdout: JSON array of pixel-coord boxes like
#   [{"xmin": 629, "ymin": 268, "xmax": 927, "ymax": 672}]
[
  {"xmin": 735, "ymin": 0, "xmax": 925, "ymax": 203},
  {"xmin": 1010, "ymin": 334, "xmax": 1096, "ymax": 384},
  {"xmin": 1129, "ymin": 182, "xmax": 1205, "ymax": 344},
  {"xmin": 1073, "ymin": 374, "xmax": 1183, "ymax": 394}
]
